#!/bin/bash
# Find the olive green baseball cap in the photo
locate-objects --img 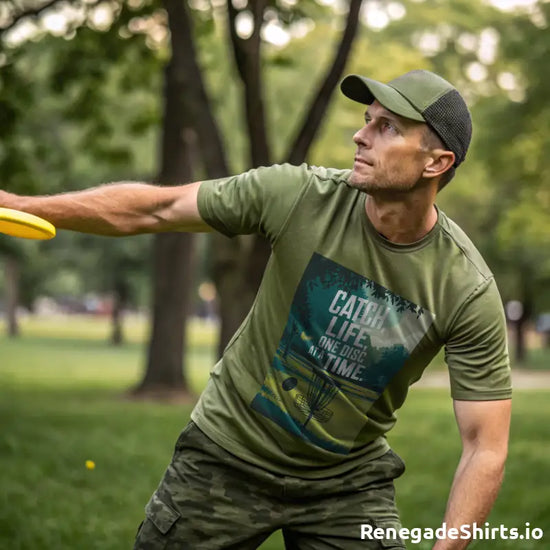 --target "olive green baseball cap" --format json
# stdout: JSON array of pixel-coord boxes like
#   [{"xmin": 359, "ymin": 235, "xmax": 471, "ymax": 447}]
[{"xmin": 340, "ymin": 70, "xmax": 472, "ymax": 167}]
